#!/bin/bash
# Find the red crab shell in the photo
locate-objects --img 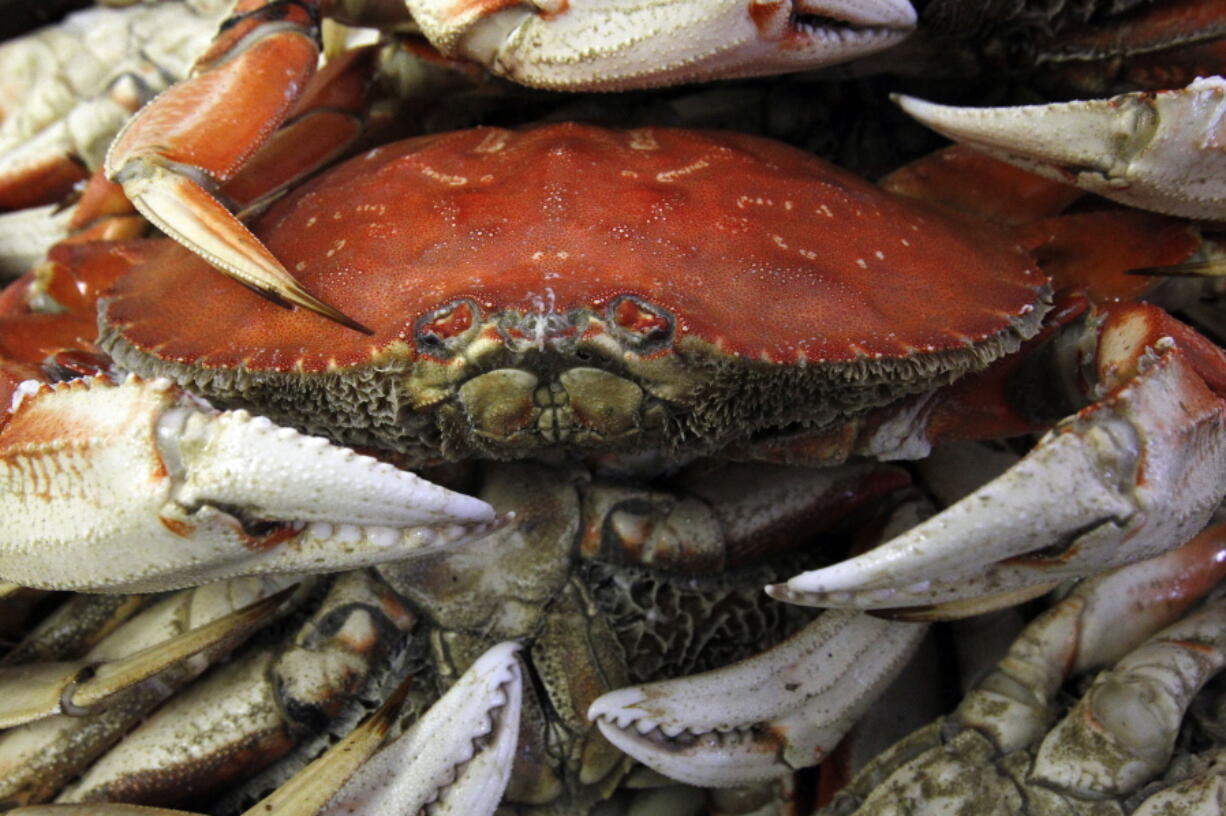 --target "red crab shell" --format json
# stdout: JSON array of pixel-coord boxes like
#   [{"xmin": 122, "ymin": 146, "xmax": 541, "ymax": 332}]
[{"xmin": 100, "ymin": 123, "xmax": 1048, "ymax": 460}]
